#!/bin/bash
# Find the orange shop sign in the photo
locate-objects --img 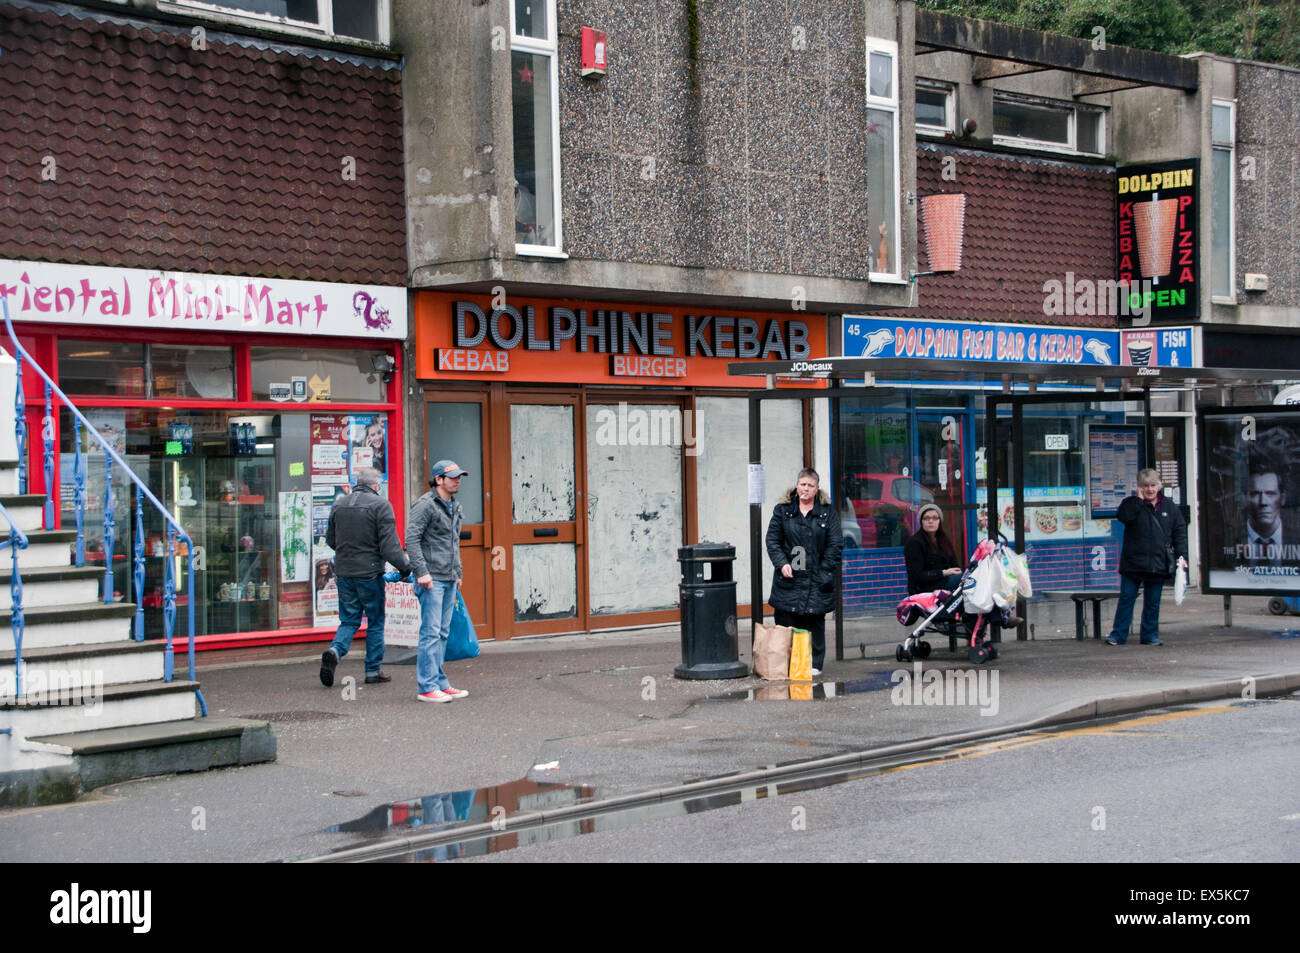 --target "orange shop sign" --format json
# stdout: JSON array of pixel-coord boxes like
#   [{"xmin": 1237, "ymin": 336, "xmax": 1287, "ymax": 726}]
[{"xmin": 414, "ymin": 292, "xmax": 825, "ymax": 387}]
